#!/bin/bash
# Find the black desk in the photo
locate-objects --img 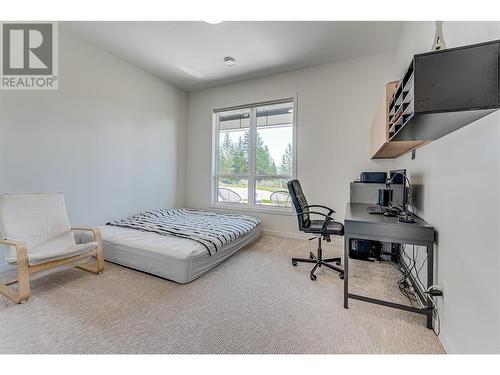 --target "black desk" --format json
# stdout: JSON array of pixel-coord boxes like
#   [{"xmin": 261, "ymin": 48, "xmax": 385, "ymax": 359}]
[{"xmin": 343, "ymin": 203, "xmax": 435, "ymax": 329}]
